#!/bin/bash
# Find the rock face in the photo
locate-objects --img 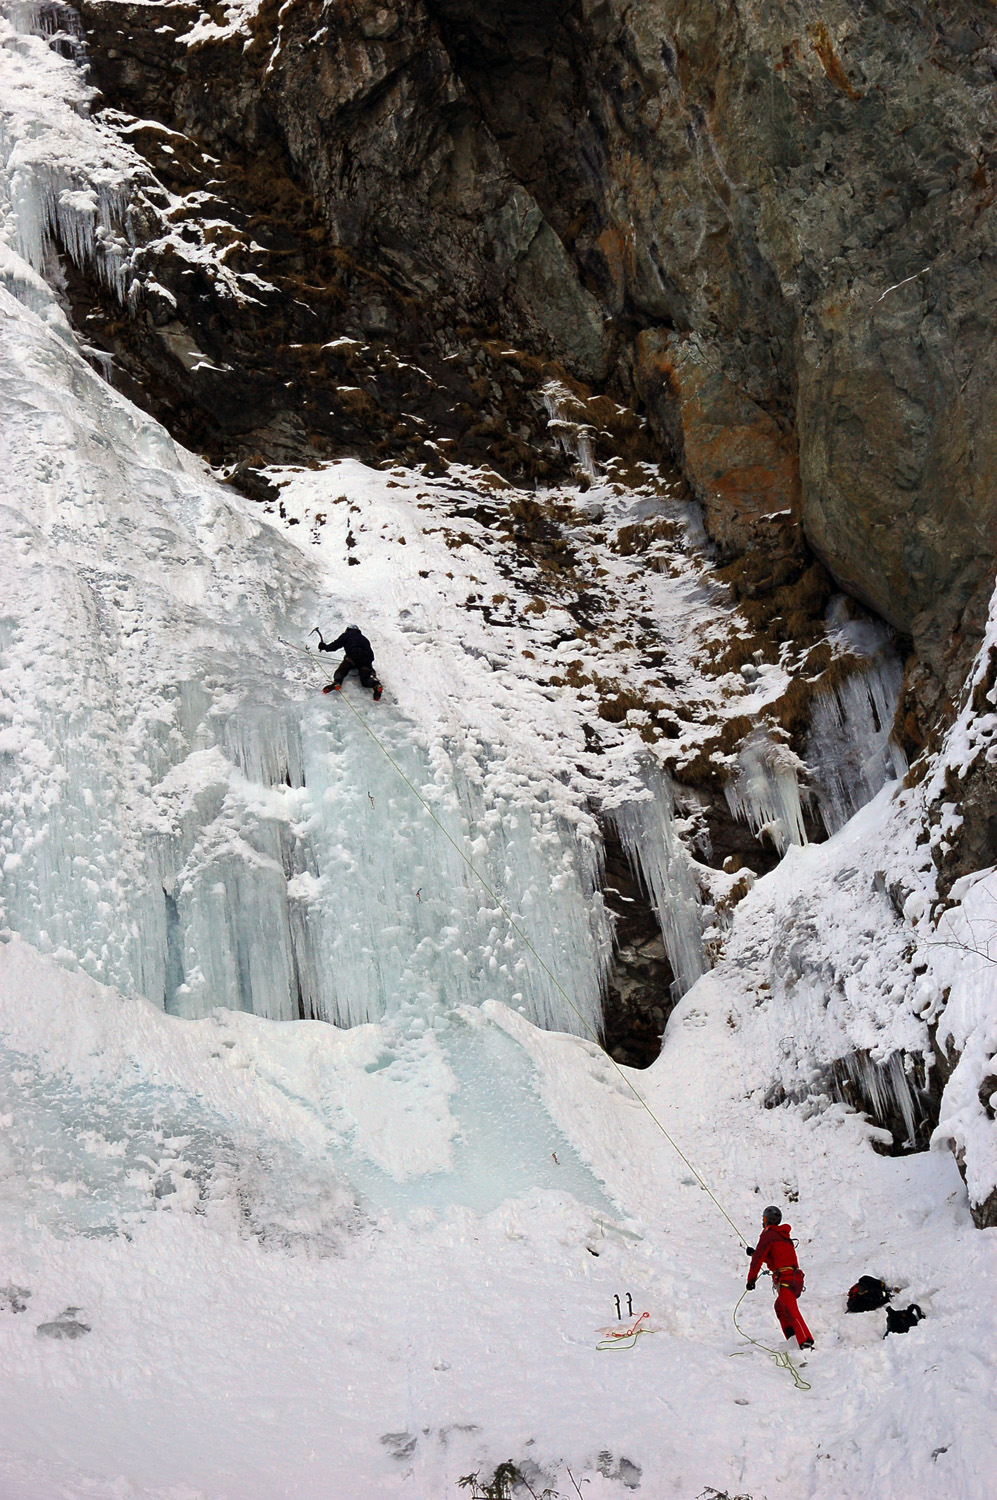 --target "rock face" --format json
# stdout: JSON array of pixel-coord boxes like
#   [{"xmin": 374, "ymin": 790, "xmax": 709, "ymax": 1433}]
[
  {"xmin": 69, "ymin": 0, "xmax": 997, "ymax": 735},
  {"xmin": 72, "ymin": 0, "xmax": 611, "ymax": 489},
  {"xmin": 426, "ymin": 0, "xmax": 997, "ymax": 727},
  {"xmin": 634, "ymin": 329, "xmax": 803, "ymax": 560}
]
